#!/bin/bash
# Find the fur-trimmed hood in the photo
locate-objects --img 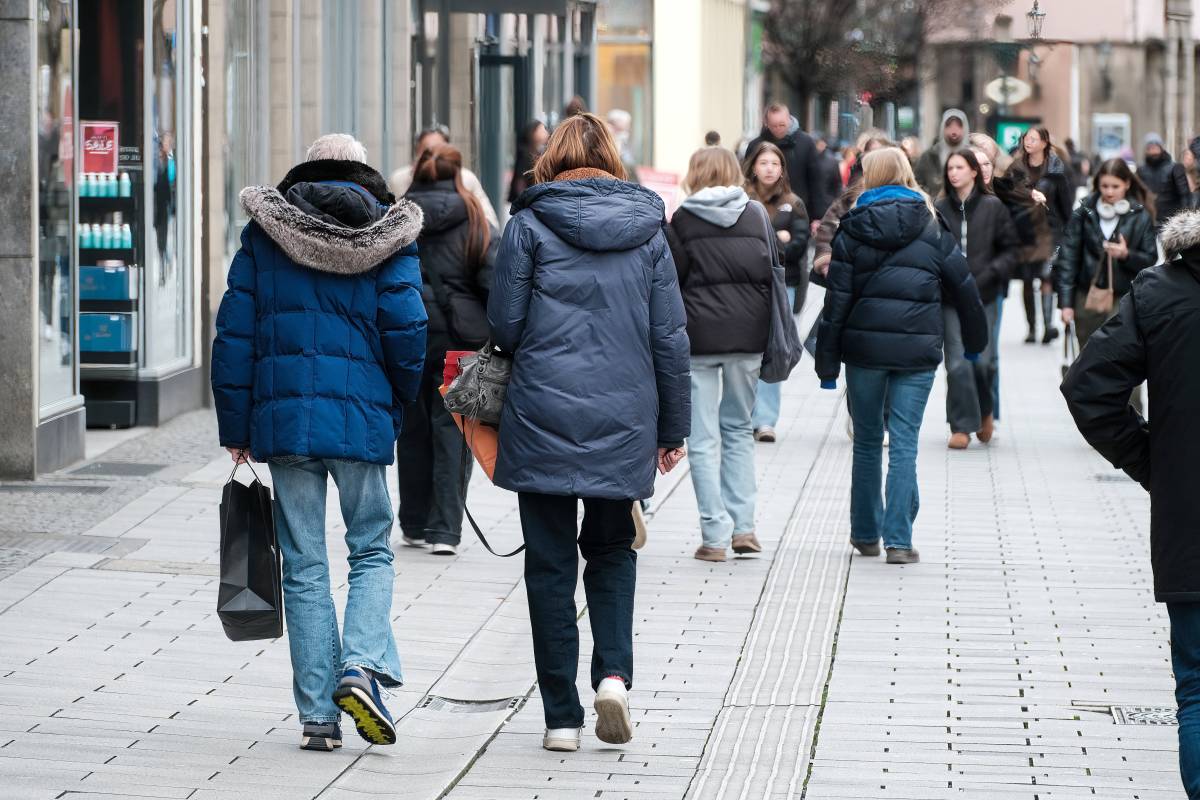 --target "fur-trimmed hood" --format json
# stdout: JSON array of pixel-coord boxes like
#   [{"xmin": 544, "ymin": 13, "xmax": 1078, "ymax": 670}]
[
  {"xmin": 240, "ymin": 164, "xmax": 423, "ymax": 275},
  {"xmin": 1161, "ymin": 209, "xmax": 1200, "ymax": 260}
]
